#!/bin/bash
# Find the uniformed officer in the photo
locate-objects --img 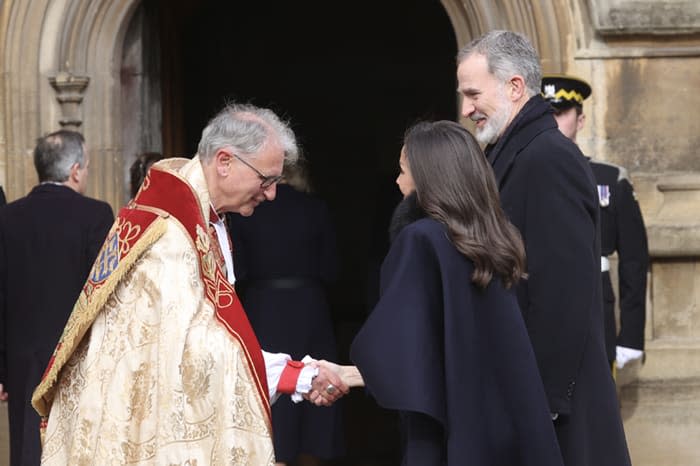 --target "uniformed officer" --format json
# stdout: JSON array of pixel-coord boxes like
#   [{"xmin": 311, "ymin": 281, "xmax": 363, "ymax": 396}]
[{"xmin": 542, "ymin": 74, "xmax": 649, "ymax": 370}]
